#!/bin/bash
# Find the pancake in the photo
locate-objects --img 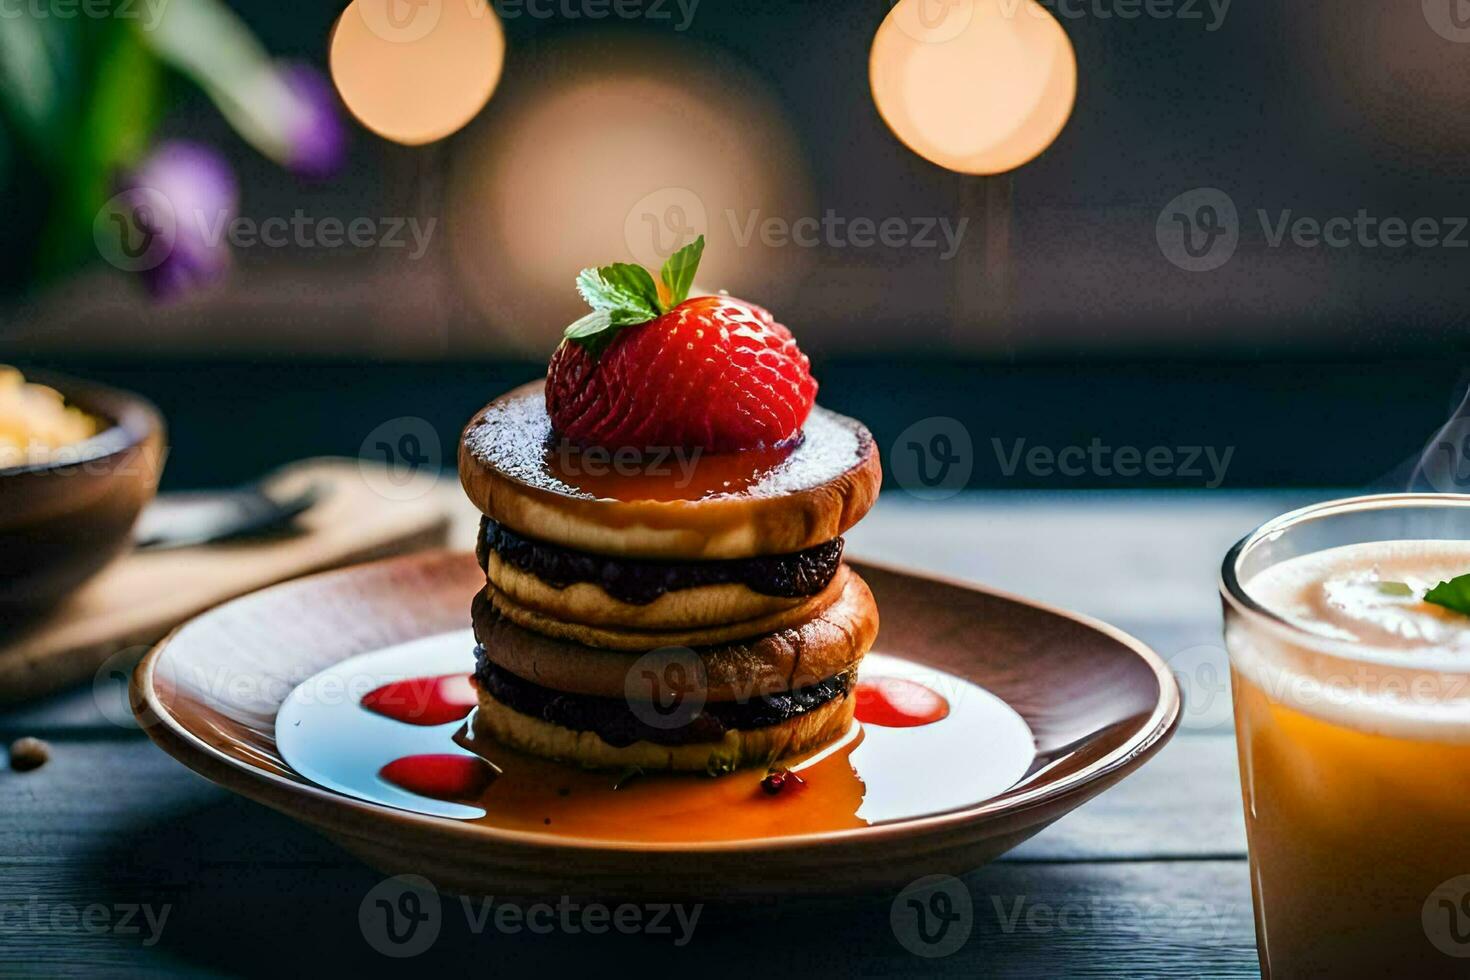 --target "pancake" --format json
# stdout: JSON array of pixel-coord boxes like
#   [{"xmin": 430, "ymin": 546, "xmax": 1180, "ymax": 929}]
[
  {"xmin": 471, "ymin": 566, "xmax": 878, "ymax": 702},
  {"xmin": 473, "ymin": 667, "xmax": 856, "ymax": 773},
  {"xmin": 477, "ymin": 516, "xmax": 843, "ymax": 629},
  {"xmin": 486, "ymin": 563, "xmax": 853, "ymax": 650},
  {"xmin": 458, "ymin": 381, "xmax": 882, "ymax": 560},
  {"xmin": 475, "ymin": 655, "xmax": 852, "ymax": 746},
  {"xmin": 487, "ymin": 557, "xmax": 808, "ymax": 630}
]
